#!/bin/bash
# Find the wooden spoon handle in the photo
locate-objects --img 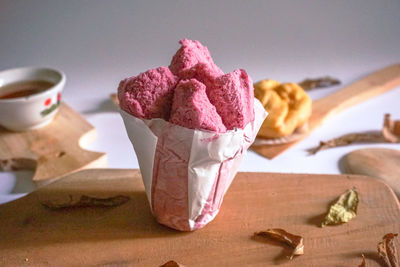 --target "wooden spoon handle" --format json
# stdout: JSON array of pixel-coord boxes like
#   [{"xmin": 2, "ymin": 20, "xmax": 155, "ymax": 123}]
[{"xmin": 310, "ymin": 64, "xmax": 400, "ymax": 130}]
